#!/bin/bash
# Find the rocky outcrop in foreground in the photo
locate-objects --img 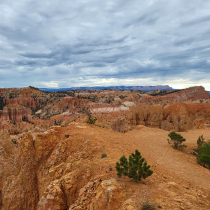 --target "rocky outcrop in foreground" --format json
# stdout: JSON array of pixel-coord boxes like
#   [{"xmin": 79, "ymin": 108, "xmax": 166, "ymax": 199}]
[
  {"xmin": 0, "ymin": 125, "xmax": 127, "ymax": 210},
  {"xmin": 1, "ymin": 123, "xmax": 210, "ymax": 209},
  {"xmin": 127, "ymin": 103, "xmax": 210, "ymax": 131}
]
